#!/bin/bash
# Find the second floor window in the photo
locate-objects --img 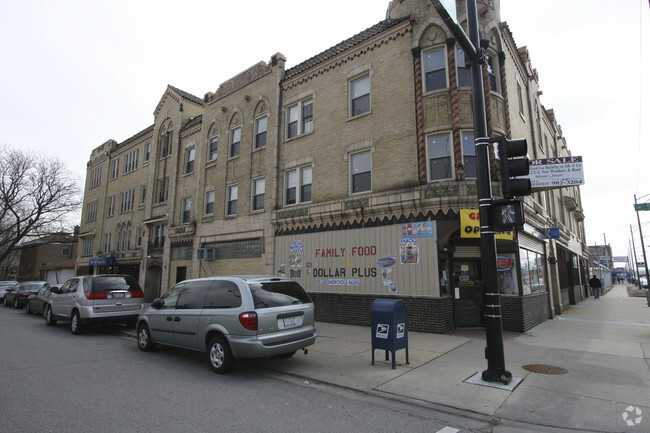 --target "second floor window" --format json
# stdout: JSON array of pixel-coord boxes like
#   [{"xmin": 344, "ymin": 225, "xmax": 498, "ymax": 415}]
[
  {"xmin": 185, "ymin": 147, "xmax": 195, "ymax": 174},
  {"xmin": 226, "ymin": 185, "xmax": 238, "ymax": 216},
  {"xmin": 204, "ymin": 190, "xmax": 215, "ymax": 215},
  {"xmin": 286, "ymin": 99, "xmax": 313, "ymax": 139},
  {"xmin": 181, "ymin": 197, "xmax": 191, "ymax": 224},
  {"xmin": 350, "ymin": 151, "xmax": 371, "ymax": 194},
  {"xmin": 82, "ymin": 236, "xmax": 94, "ymax": 256},
  {"xmin": 86, "ymin": 200, "xmax": 98, "ymax": 222},
  {"xmin": 103, "ymin": 232, "xmax": 112, "ymax": 253},
  {"xmin": 350, "ymin": 75, "xmax": 370, "ymax": 117},
  {"xmin": 252, "ymin": 178, "xmax": 265, "ymax": 212},
  {"xmin": 107, "ymin": 195, "xmax": 115, "ymax": 217},
  {"xmin": 152, "ymin": 224, "xmax": 165, "ymax": 249},
  {"xmin": 461, "ymin": 132, "xmax": 477, "ymax": 178},
  {"xmin": 285, "ymin": 166, "xmax": 312, "ymax": 206},
  {"xmin": 456, "ymin": 48, "xmax": 471, "ymax": 87},
  {"xmin": 119, "ymin": 189, "xmax": 135, "ymax": 213},
  {"xmin": 424, "ymin": 48, "xmax": 447, "ymax": 92},
  {"xmin": 428, "ymin": 134, "xmax": 452, "ymax": 181}
]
